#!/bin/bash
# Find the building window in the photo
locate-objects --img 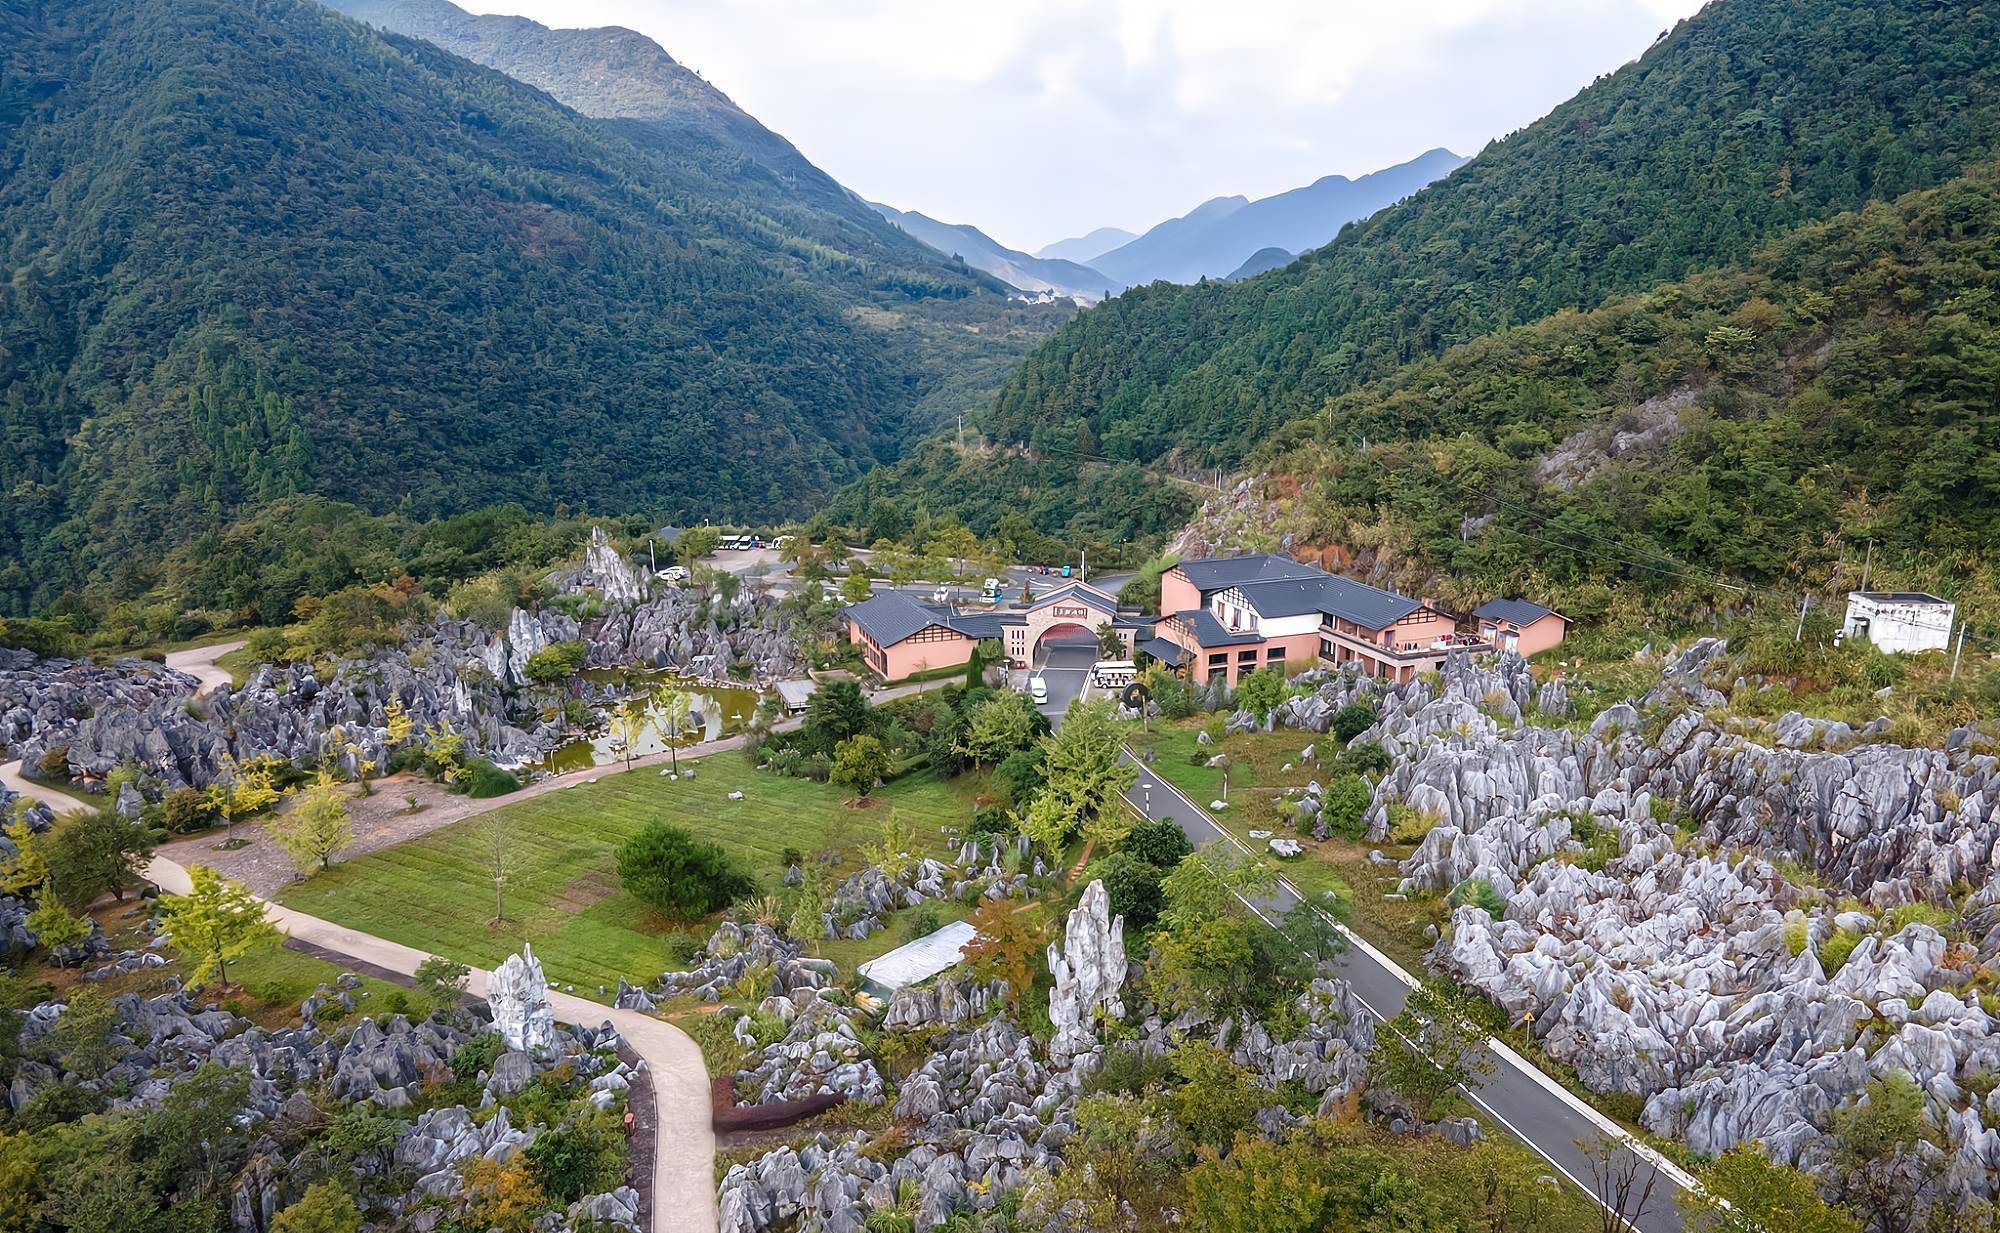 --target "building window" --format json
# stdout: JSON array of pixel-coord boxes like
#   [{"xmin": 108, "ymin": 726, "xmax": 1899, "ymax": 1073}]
[
  {"xmin": 1237, "ymin": 649, "xmax": 1258, "ymax": 663},
  {"xmin": 1266, "ymin": 648, "xmax": 1285, "ymax": 660},
  {"xmin": 1319, "ymin": 639, "xmax": 1335, "ymax": 659},
  {"xmin": 1208, "ymin": 653, "xmax": 1227, "ymax": 667}
]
